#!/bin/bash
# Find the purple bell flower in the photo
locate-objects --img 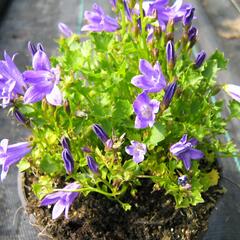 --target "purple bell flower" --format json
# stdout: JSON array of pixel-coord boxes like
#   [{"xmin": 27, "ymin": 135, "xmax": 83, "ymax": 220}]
[
  {"xmin": 195, "ymin": 50, "xmax": 206, "ymax": 68},
  {"xmin": 81, "ymin": 4, "xmax": 119, "ymax": 32},
  {"xmin": 131, "ymin": 59, "xmax": 166, "ymax": 93},
  {"xmin": 58, "ymin": 22, "xmax": 73, "ymax": 38},
  {"xmin": 166, "ymin": 40, "xmax": 175, "ymax": 68},
  {"xmin": 162, "ymin": 81, "xmax": 177, "ymax": 108},
  {"xmin": 170, "ymin": 134, "xmax": 204, "ymax": 171},
  {"xmin": 92, "ymin": 124, "xmax": 109, "ymax": 144},
  {"xmin": 125, "ymin": 141, "xmax": 147, "ymax": 163},
  {"xmin": 0, "ymin": 52, "xmax": 27, "ymax": 107},
  {"xmin": 23, "ymin": 49, "xmax": 62, "ymax": 106},
  {"xmin": 0, "ymin": 139, "xmax": 32, "ymax": 181},
  {"xmin": 40, "ymin": 182, "xmax": 80, "ymax": 219},
  {"xmin": 62, "ymin": 148, "xmax": 74, "ymax": 174},
  {"xmin": 183, "ymin": 7, "xmax": 195, "ymax": 26},
  {"xmin": 133, "ymin": 91, "xmax": 160, "ymax": 129},
  {"xmin": 86, "ymin": 155, "xmax": 99, "ymax": 174},
  {"xmin": 147, "ymin": 0, "xmax": 192, "ymax": 31}
]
